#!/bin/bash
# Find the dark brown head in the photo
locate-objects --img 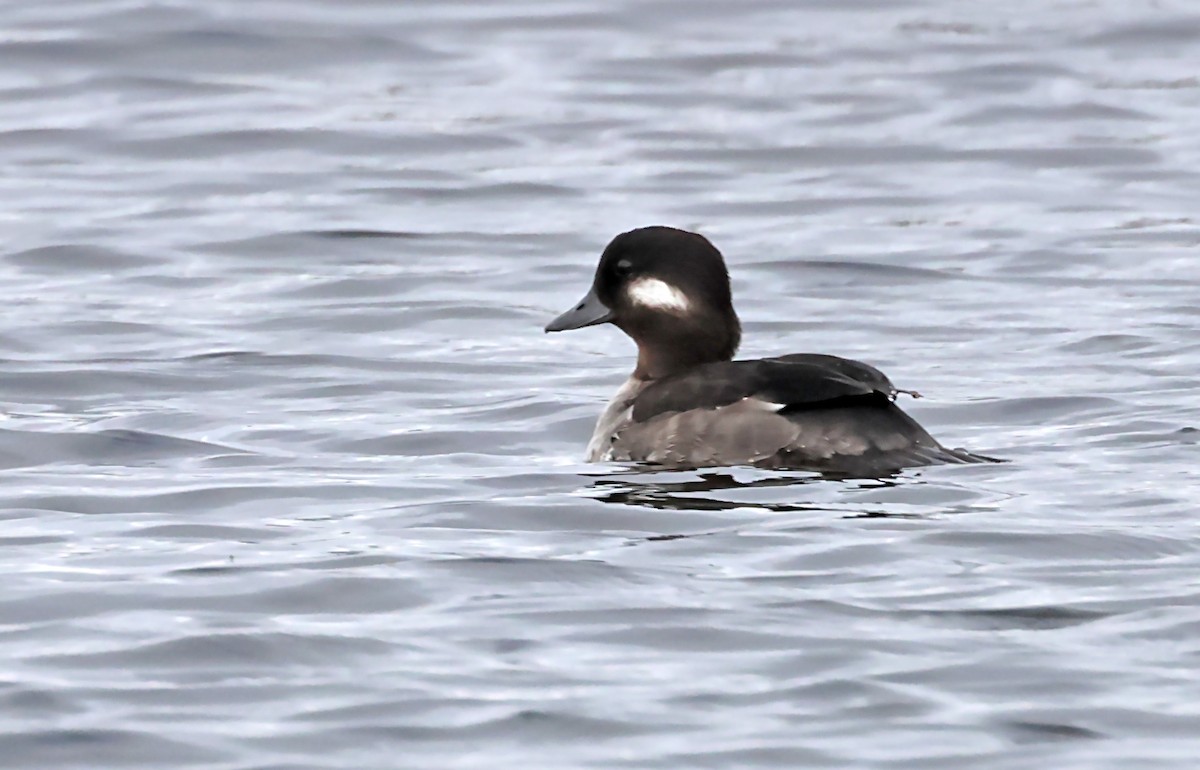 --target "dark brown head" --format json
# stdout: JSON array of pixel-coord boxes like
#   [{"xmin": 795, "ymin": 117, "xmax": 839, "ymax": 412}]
[{"xmin": 546, "ymin": 226, "xmax": 742, "ymax": 380}]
